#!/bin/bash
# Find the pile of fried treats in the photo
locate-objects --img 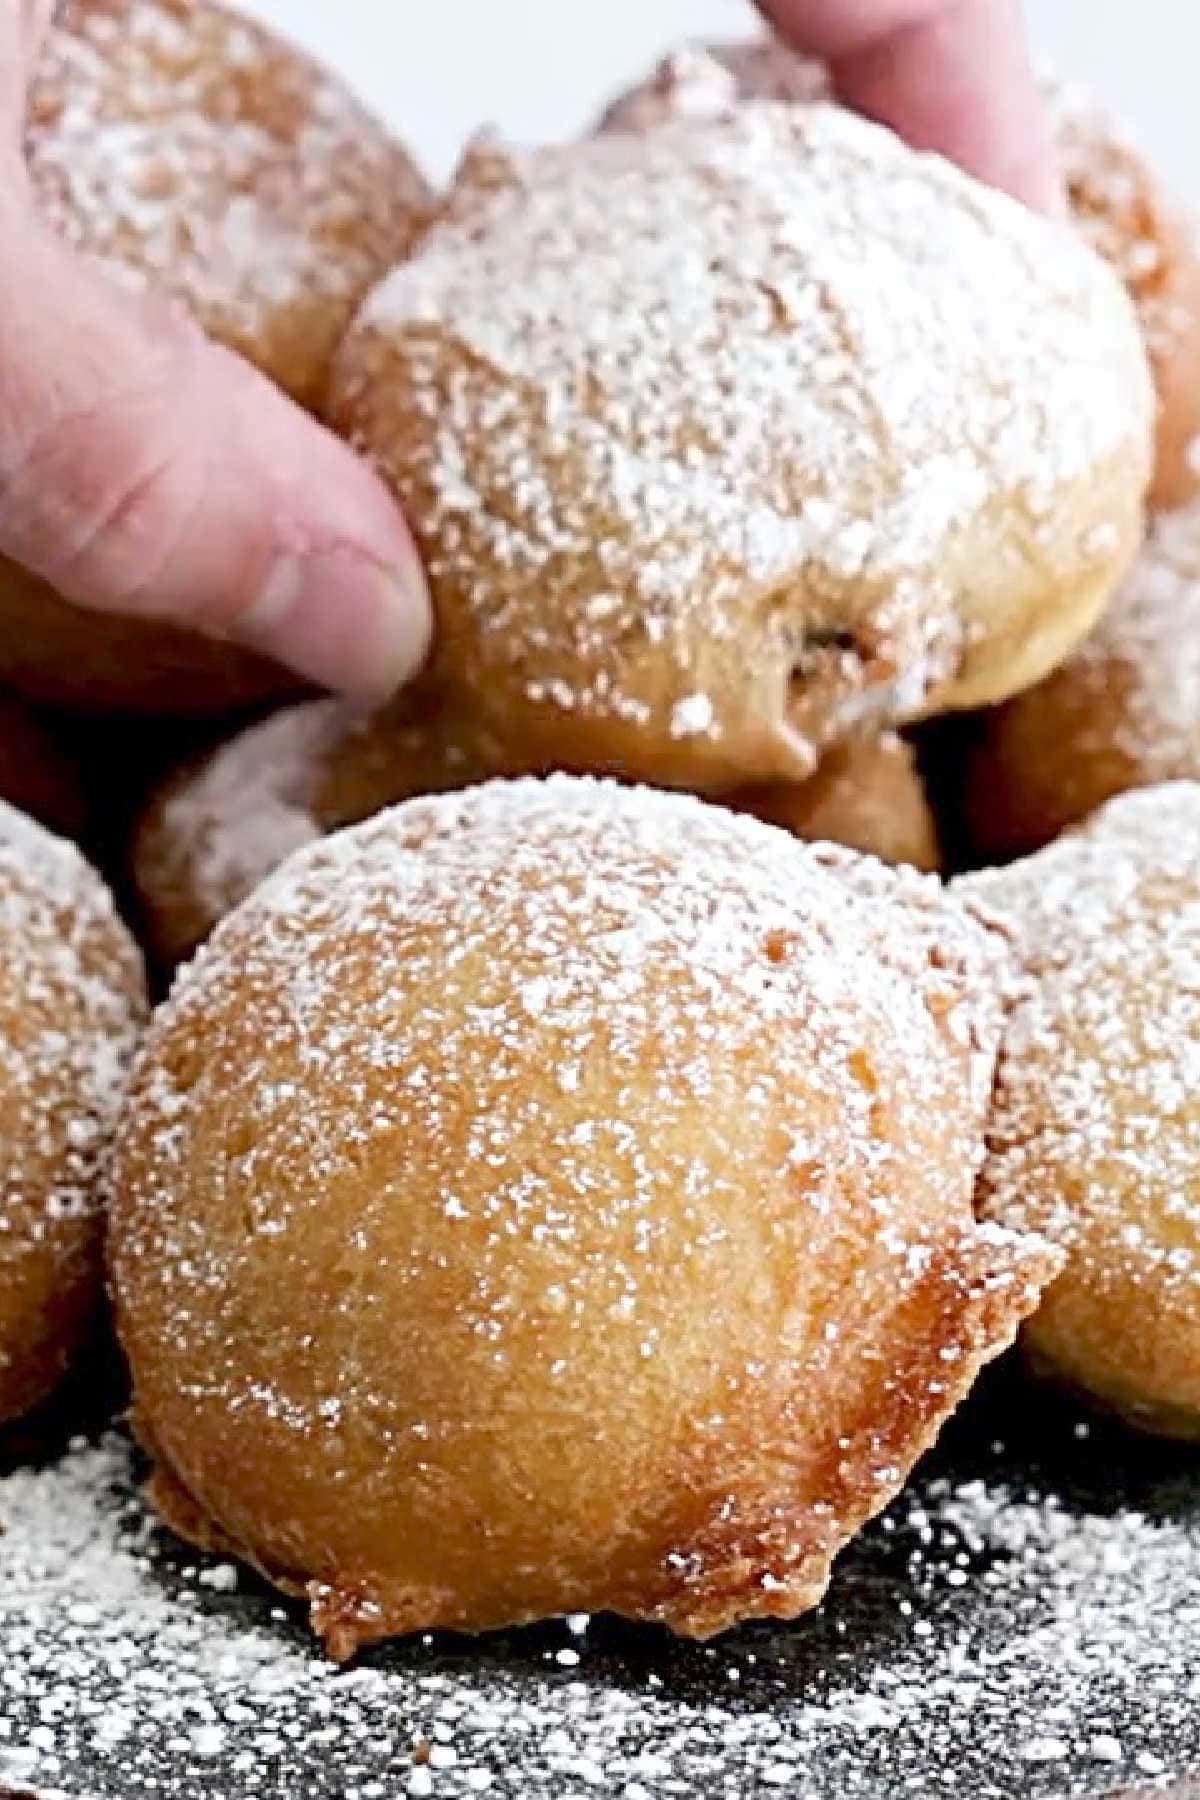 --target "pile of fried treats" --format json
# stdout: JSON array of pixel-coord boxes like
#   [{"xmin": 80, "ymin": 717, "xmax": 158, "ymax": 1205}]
[{"xmin": 2, "ymin": 0, "xmax": 1199, "ymax": 1665}]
